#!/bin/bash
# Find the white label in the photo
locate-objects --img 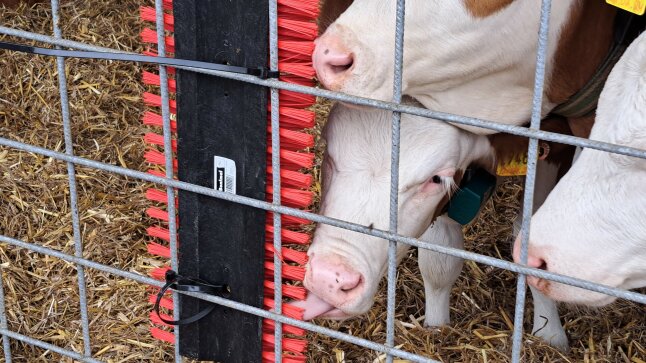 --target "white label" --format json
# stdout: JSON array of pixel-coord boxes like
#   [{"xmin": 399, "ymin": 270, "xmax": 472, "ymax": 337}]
[{"xmin": 214, "ymin": 156, "xmax": 236, "ymax": 194}]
